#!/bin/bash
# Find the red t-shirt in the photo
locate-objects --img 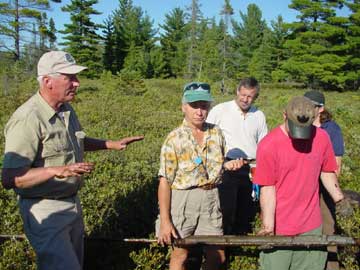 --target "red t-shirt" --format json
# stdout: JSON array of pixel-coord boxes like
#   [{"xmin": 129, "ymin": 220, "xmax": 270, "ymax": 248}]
[{"xmin": 254, "ymin": 126, "xmax": 337, "ymax": 235}]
